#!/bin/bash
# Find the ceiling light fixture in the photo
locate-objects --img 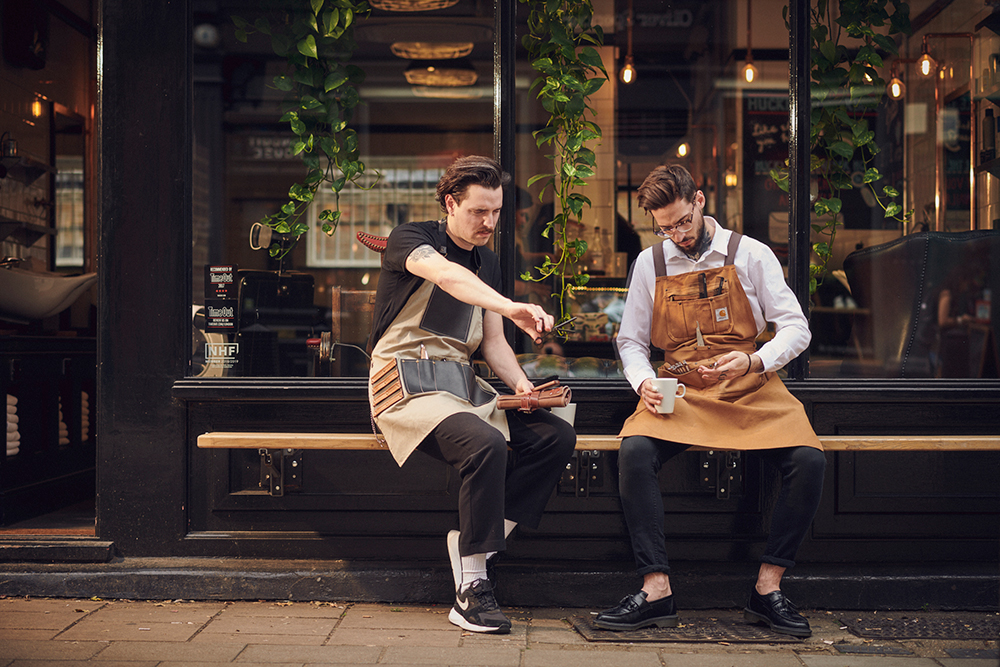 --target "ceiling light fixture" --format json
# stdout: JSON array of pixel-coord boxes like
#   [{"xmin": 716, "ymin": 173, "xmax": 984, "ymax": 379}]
[
  {"xmin": 917, "ymin": 48, "xmax": 937, "ymax": 77},
  {"xmin": 619, "ymin": 0, "xmax": 636, "ymax": 84},
  {"xmin": 390, "ymin": 41, "xmax": 474, "ymax": 60},
  {"xmin": 370, "ymin": 0, "xmax": 459, "ymax": 10},
  {"xmin": 404, "ymin": 59, "xmax": 477, "ymax": 87}
]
